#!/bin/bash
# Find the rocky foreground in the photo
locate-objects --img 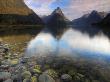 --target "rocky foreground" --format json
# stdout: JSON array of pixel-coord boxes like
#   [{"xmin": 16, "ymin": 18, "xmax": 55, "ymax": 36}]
[{"xmin": 0, "ymin": 41, "xmax": 110, "ymax": 82}]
